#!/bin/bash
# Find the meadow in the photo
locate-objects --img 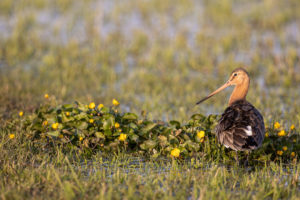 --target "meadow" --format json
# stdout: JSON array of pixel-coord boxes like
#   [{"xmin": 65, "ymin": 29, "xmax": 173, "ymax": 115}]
[{"xmin": 0, "ymin": 0, "xmax": 300, "ymax": 199}]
